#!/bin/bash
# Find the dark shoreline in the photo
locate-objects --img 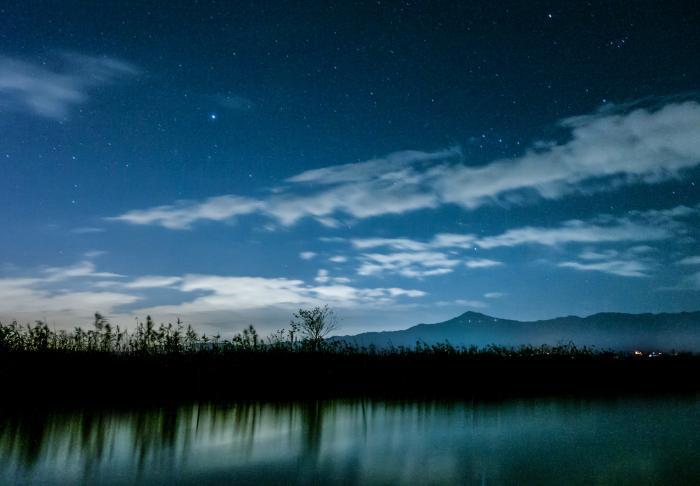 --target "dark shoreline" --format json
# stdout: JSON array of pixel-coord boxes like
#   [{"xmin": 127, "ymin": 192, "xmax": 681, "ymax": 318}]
[{"xmin": 2, "ymin": 351, "xmax": 698, "ymax": 406}]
